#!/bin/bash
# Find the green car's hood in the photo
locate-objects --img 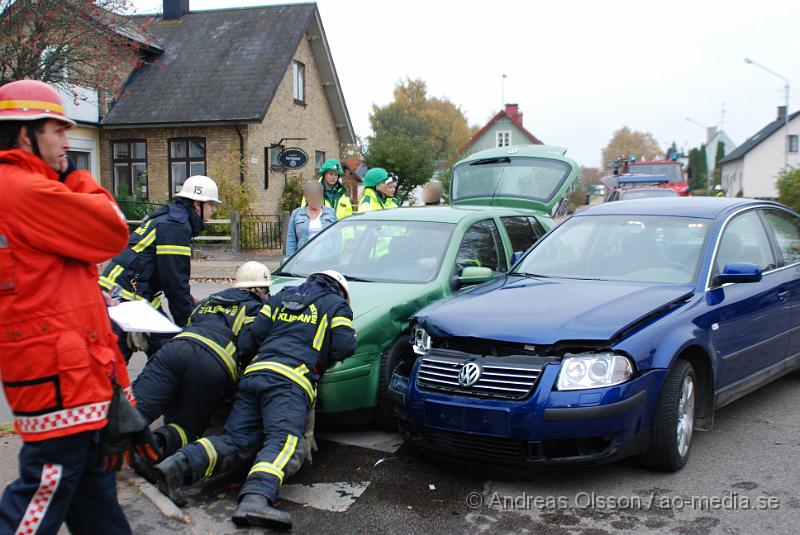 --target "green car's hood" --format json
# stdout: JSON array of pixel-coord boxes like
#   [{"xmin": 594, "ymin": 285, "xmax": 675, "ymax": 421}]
[{"xmin": 270, "ymin": 276, "xmax": 438, "ymax": 321}]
